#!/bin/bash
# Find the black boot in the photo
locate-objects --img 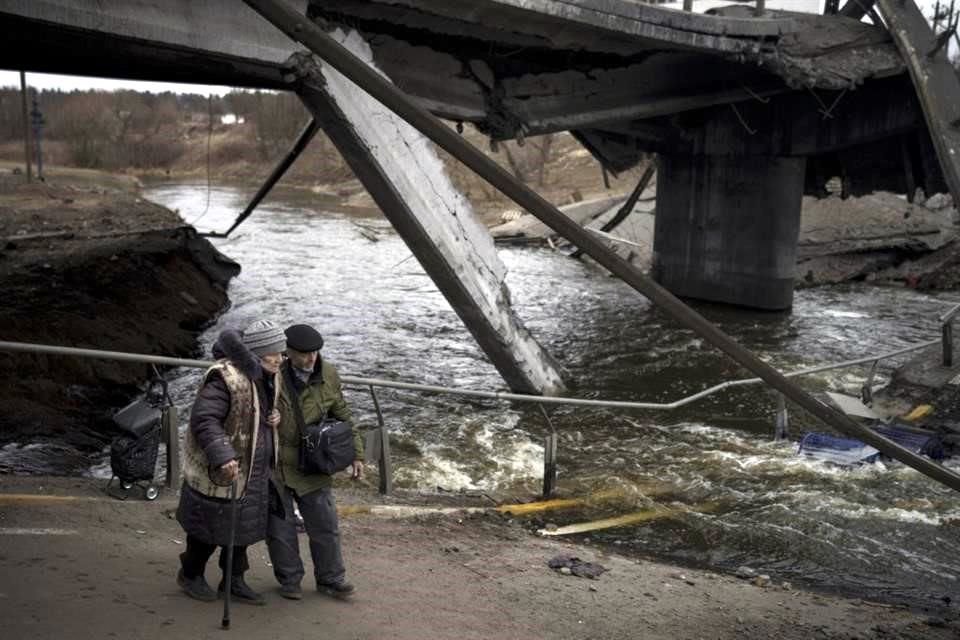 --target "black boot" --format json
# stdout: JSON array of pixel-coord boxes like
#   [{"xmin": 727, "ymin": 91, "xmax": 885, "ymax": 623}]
[
  {"xmin": 177, "ymin": 569, "xmax": 217, "ymax": 602},
  {"xmin": 317, "ymin": 580, "xmax": 355, "ymax": 600},
  {"xmin": 218, "ymin": 573, "xmax": 266, "ymax": 606}
]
